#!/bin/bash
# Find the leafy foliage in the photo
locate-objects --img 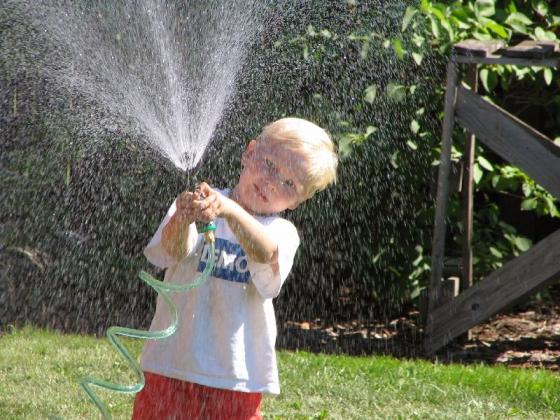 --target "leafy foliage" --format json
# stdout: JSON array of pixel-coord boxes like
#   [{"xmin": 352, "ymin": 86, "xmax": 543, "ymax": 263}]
[
  {"xmin": 394, "ymin": 0, "xmax": 560, "ymax": 282},
  {"xmin": 3, "ymin": 1, "xmax": 560, "ymax": 331},
  {"xmin": 280, "ymin": 0, "xmax": 560, "ymax": 298}
]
